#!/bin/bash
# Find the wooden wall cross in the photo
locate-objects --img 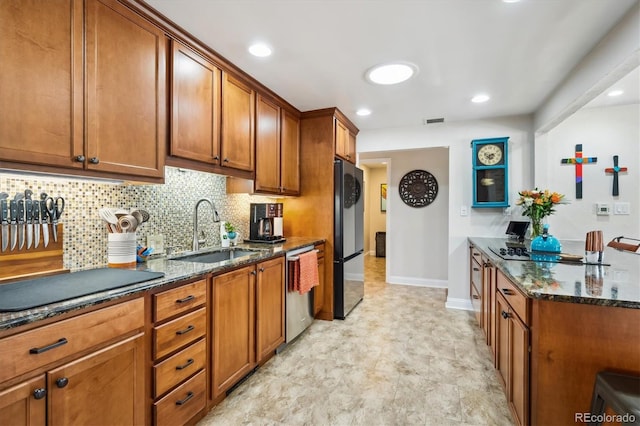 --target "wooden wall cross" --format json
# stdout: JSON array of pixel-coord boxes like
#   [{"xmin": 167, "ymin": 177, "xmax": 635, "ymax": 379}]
[
  {"xmin": 561, "ymin": 144, "xmax": 597, "ymax": 199},
  {"xmin": 605, "ymin": 155, "xmax": 628, "ymax": 196}
]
